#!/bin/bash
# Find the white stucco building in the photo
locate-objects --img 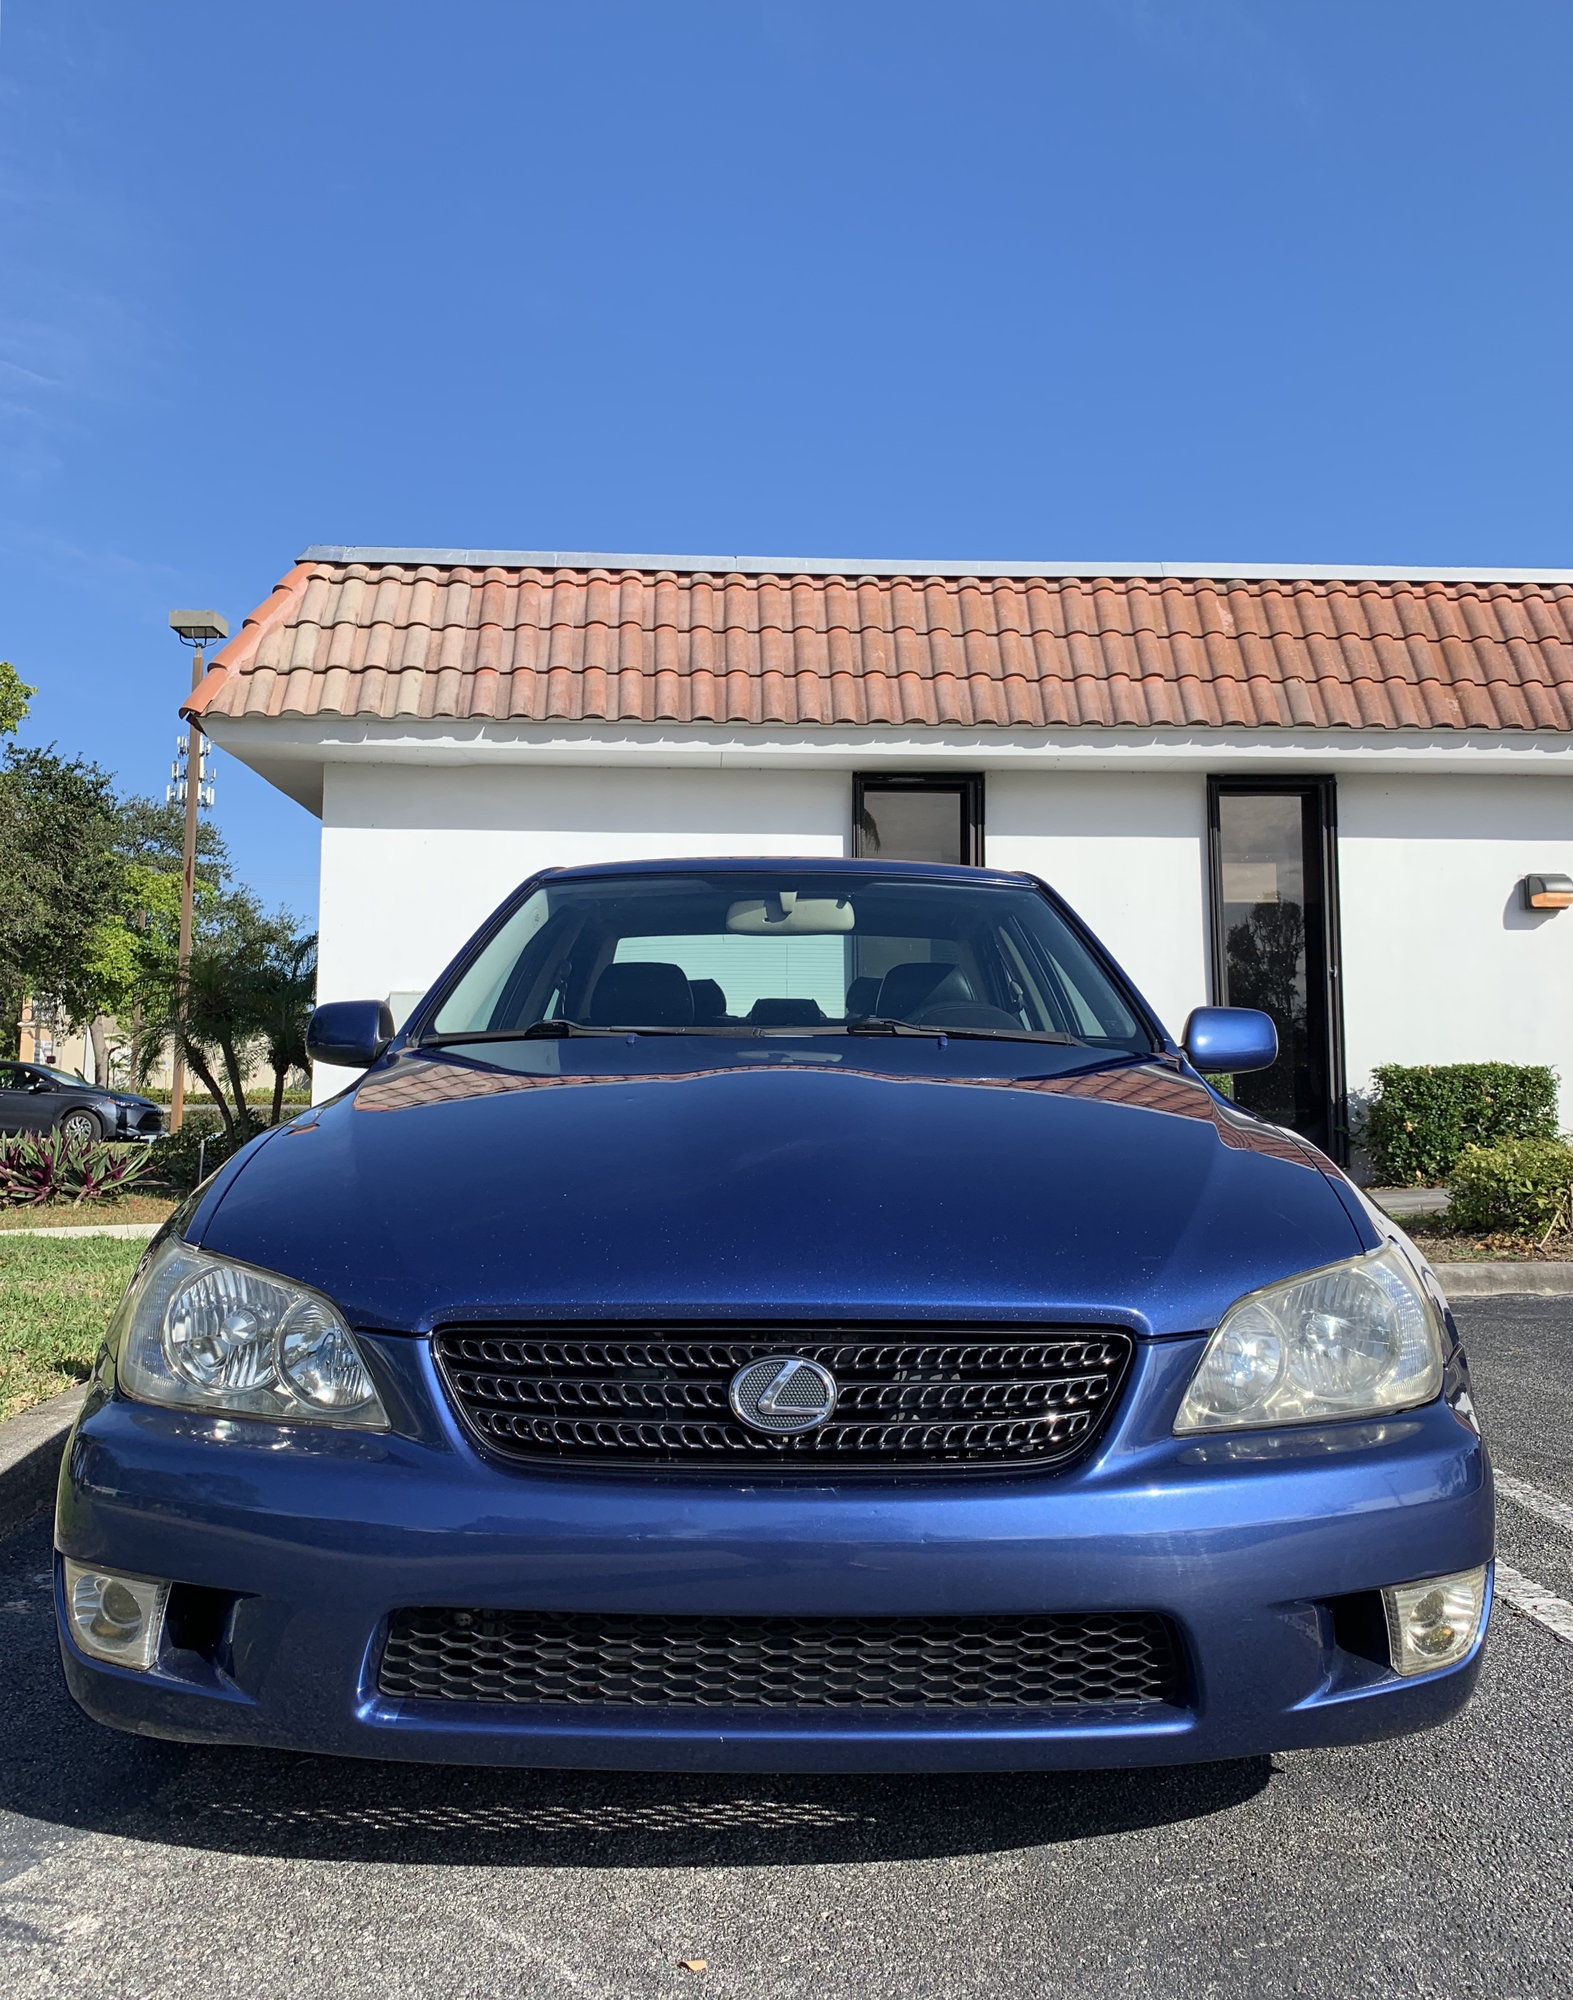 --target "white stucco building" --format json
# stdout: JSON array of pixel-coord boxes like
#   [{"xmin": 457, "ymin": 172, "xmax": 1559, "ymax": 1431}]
[{"xmin": 189, "ymin": 547, "xmax": 1573, "ymax": 1161}]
